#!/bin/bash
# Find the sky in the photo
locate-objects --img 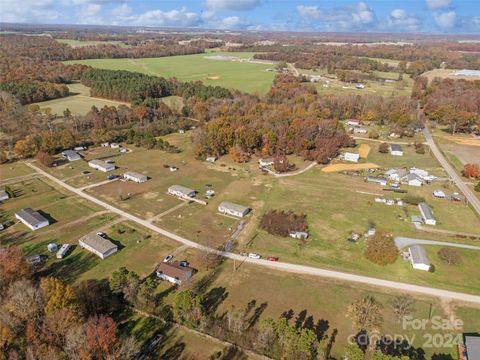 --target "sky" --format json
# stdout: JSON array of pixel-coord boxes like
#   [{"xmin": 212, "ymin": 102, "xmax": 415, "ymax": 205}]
[{"xmin": 1, "ymin": 0, "xmax": 480, "ymax": 33}]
